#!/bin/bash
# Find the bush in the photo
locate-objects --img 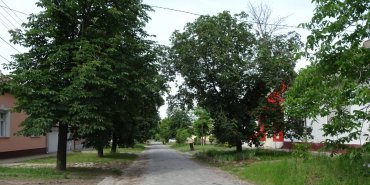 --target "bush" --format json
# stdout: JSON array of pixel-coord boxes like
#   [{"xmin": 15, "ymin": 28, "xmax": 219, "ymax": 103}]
[
  {"xmin": 209, "ymin": 135, "xmax": 215, "ymax": 144},
  {"xmin": 292, "ymin": 142, "xmax": 311, "ymax": 159},
  {"xmin": 194, "ymin": 137, "xmax": 201, "ymax": 145},
  {"xmin": 175, "ymin": 129, "xmax": 189, "ymax": 144}
]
